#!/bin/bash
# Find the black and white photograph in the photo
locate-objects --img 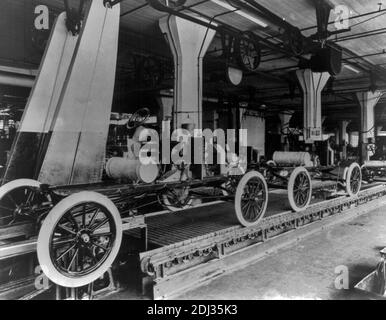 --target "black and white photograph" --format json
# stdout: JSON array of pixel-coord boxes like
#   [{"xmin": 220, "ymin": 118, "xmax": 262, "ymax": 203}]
[{"xmin": 0, "ymin": 0, "xmax": 386, "ymax": 304}]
